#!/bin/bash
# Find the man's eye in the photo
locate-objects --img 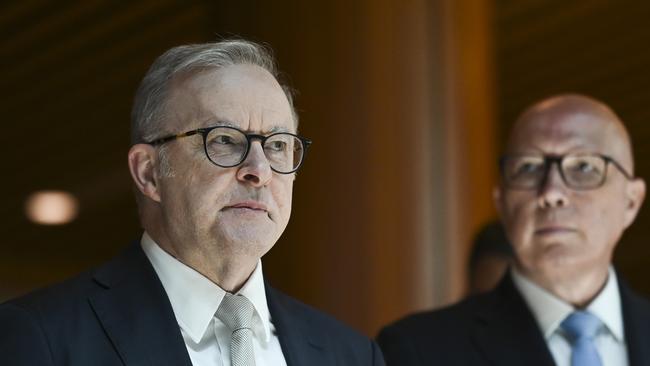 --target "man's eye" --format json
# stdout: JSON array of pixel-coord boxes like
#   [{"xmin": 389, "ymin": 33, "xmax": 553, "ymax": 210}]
[
  {"xmin": 213, "ymin": 135, "xmax": 235, "ymax": 144},
  {"xmin": 576, "ymin": 162, "xmax": 594, "ymax": 172},
  {"xmin": 516, "ymin": 162, "xmax": 542, "ymax": 174},
  {"xmin": 570, "ymin": 161, "xmax": 599, "ymax": 174},
  {"xmin": 267, "ymin": 141, "xmax": 287, "ymax": 151}
]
